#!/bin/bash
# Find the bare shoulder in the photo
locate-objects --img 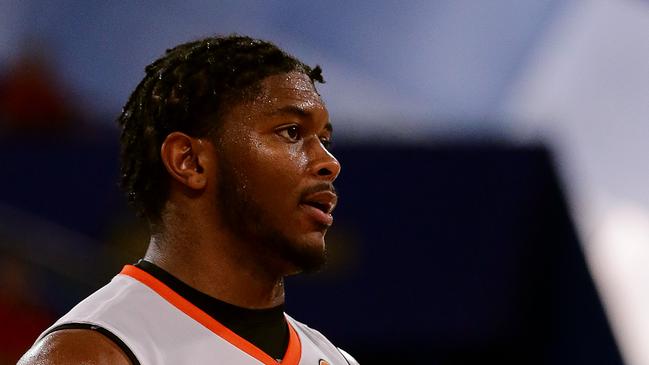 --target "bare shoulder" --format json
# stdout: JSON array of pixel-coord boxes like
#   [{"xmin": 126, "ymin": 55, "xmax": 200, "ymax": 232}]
[{"xmin": 18, "ymin": 329, "xmax": 132, "ymax": 365}]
